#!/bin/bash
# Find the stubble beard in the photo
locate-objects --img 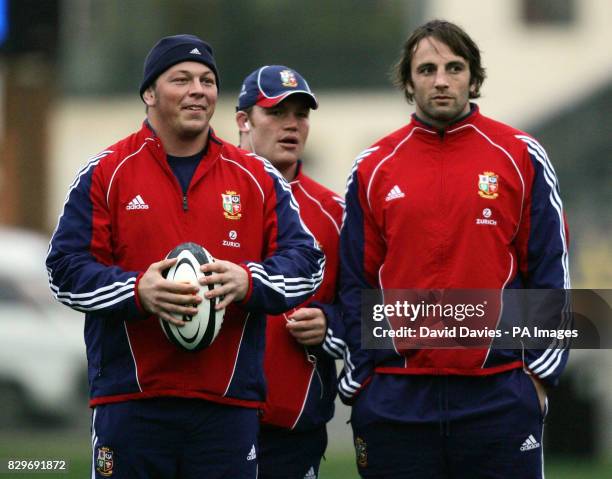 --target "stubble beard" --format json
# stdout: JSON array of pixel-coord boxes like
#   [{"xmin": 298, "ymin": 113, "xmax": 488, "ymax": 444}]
[{"xmin": 175, "ymin": 113, "xmax": 211, "ymax": 140}]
